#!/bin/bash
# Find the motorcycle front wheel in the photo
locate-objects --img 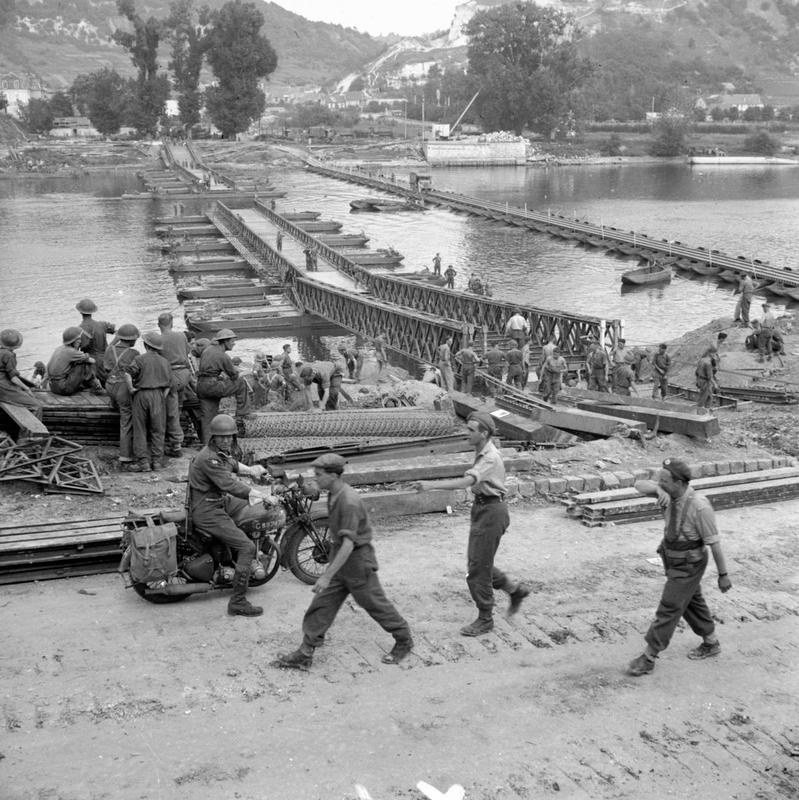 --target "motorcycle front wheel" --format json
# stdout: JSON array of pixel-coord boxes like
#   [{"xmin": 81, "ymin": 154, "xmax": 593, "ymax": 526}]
[{"xmin": 283, "ymin": 517, "xmax": 331, "ymax": 585}]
